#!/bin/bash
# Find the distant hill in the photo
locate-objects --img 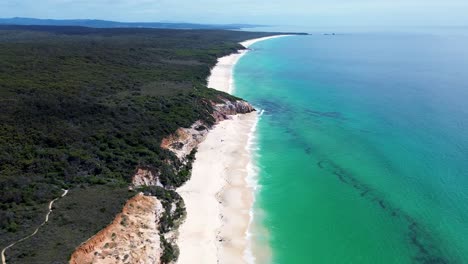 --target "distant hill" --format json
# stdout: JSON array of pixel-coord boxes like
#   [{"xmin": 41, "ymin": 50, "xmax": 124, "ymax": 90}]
[{"xmin": 0, "ymin": 17, "xmax": 262, "ymax": 30}]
